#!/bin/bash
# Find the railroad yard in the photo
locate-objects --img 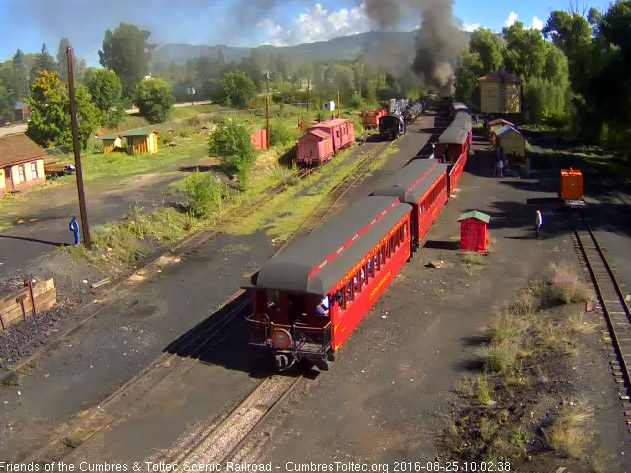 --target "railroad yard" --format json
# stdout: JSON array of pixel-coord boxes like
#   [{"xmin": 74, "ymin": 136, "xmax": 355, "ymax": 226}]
[
  {"xmin": 2, "ymin": 4, "xmax": 631, "ymax": 468},
  {"xmin": 0, "ymin": 105, "xmax": 630, "ymax": 472}
]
